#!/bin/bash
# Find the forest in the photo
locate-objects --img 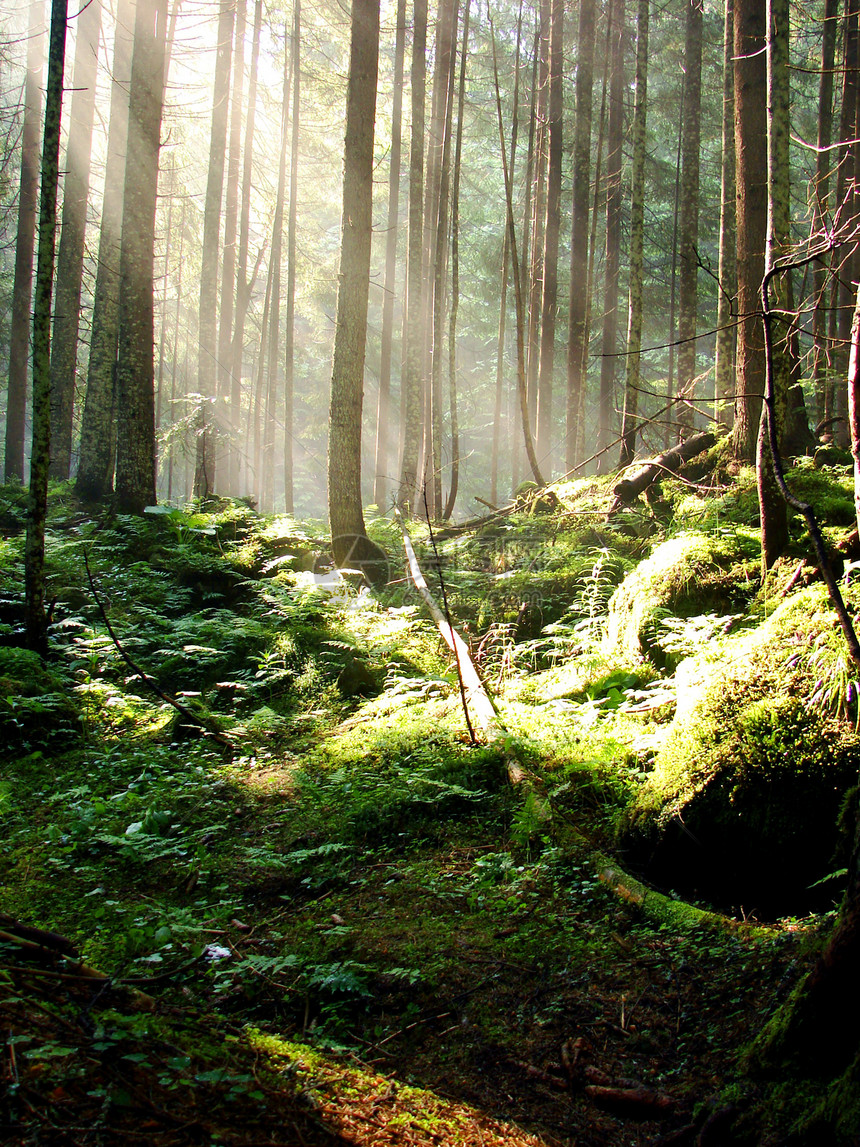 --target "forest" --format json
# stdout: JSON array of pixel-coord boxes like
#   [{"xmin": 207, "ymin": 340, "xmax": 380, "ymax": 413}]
[{"xmin": 4, "ymin": 0, "xmax": 860, "ymax": 1142}]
